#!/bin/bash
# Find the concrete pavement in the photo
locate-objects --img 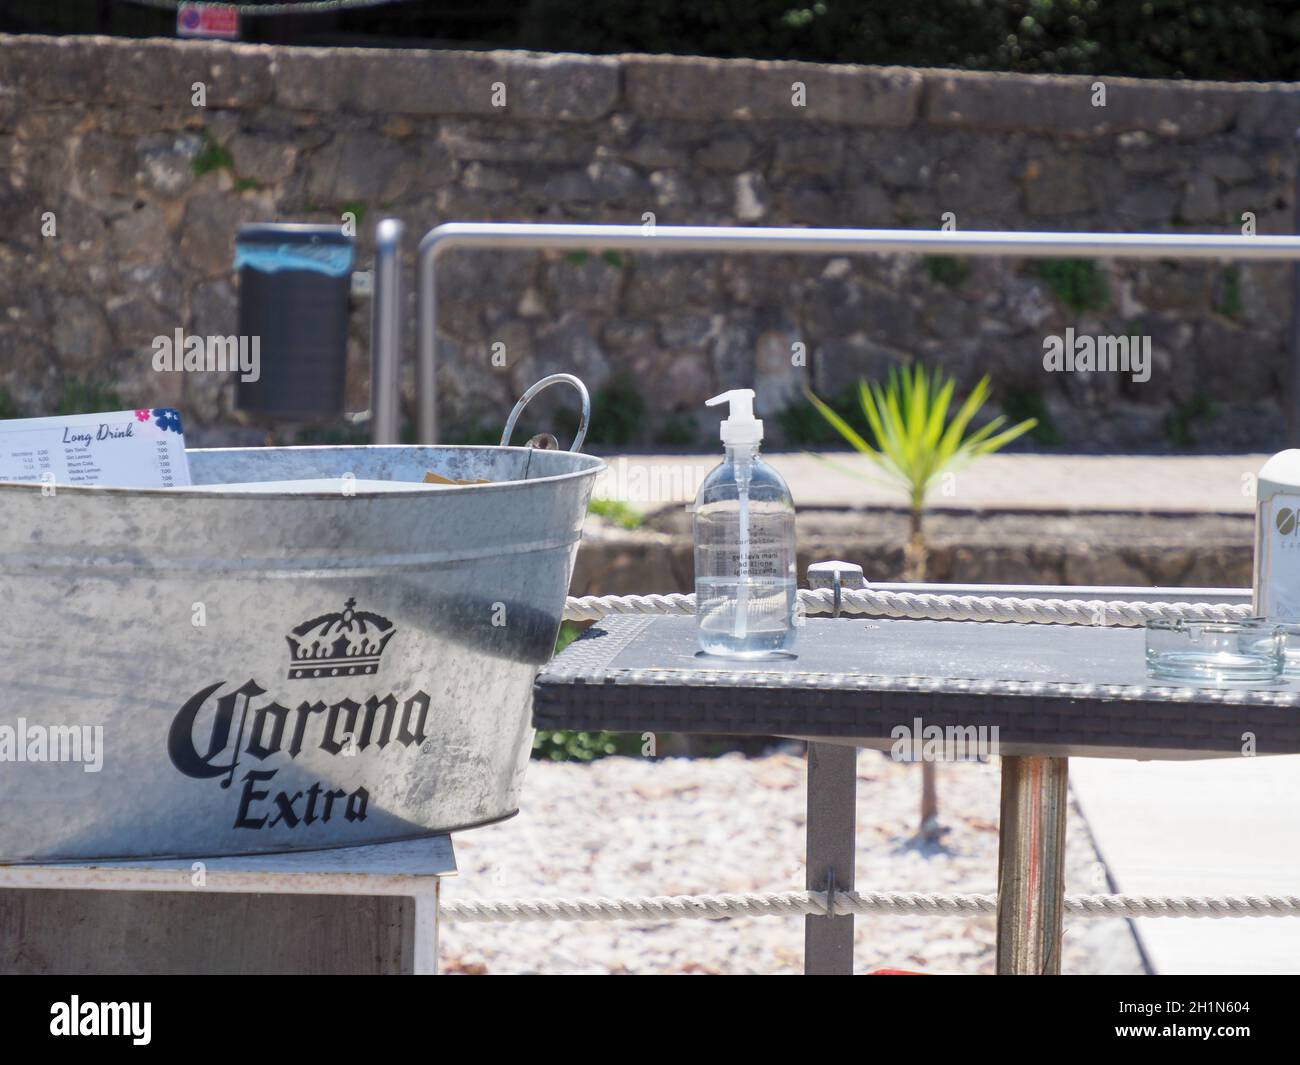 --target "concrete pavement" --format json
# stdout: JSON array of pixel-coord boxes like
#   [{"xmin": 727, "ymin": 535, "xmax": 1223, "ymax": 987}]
[
  {"xmin": 593, "ymin": 451, "xmax": 1268, "ymax": 513},
  {"xmin": 1069, "ymin": 756, "xmax": 1300, "ymax": 974}
]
